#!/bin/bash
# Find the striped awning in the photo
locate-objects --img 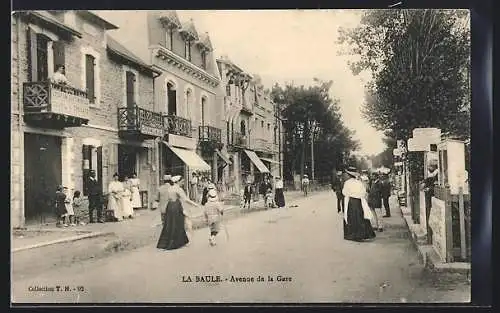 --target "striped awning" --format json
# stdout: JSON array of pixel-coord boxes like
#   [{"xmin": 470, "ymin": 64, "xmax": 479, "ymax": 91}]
[
  {"xmin": 164, "ymin": 143, "xmax": 211, "ymax": 172},
  {"xmin": 244, "ymin": 150, "xmax": 270, "ymax": 173},
  {"xmin": 260, "ymin": 157, "xmax": 280, "ymax": 165}
]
